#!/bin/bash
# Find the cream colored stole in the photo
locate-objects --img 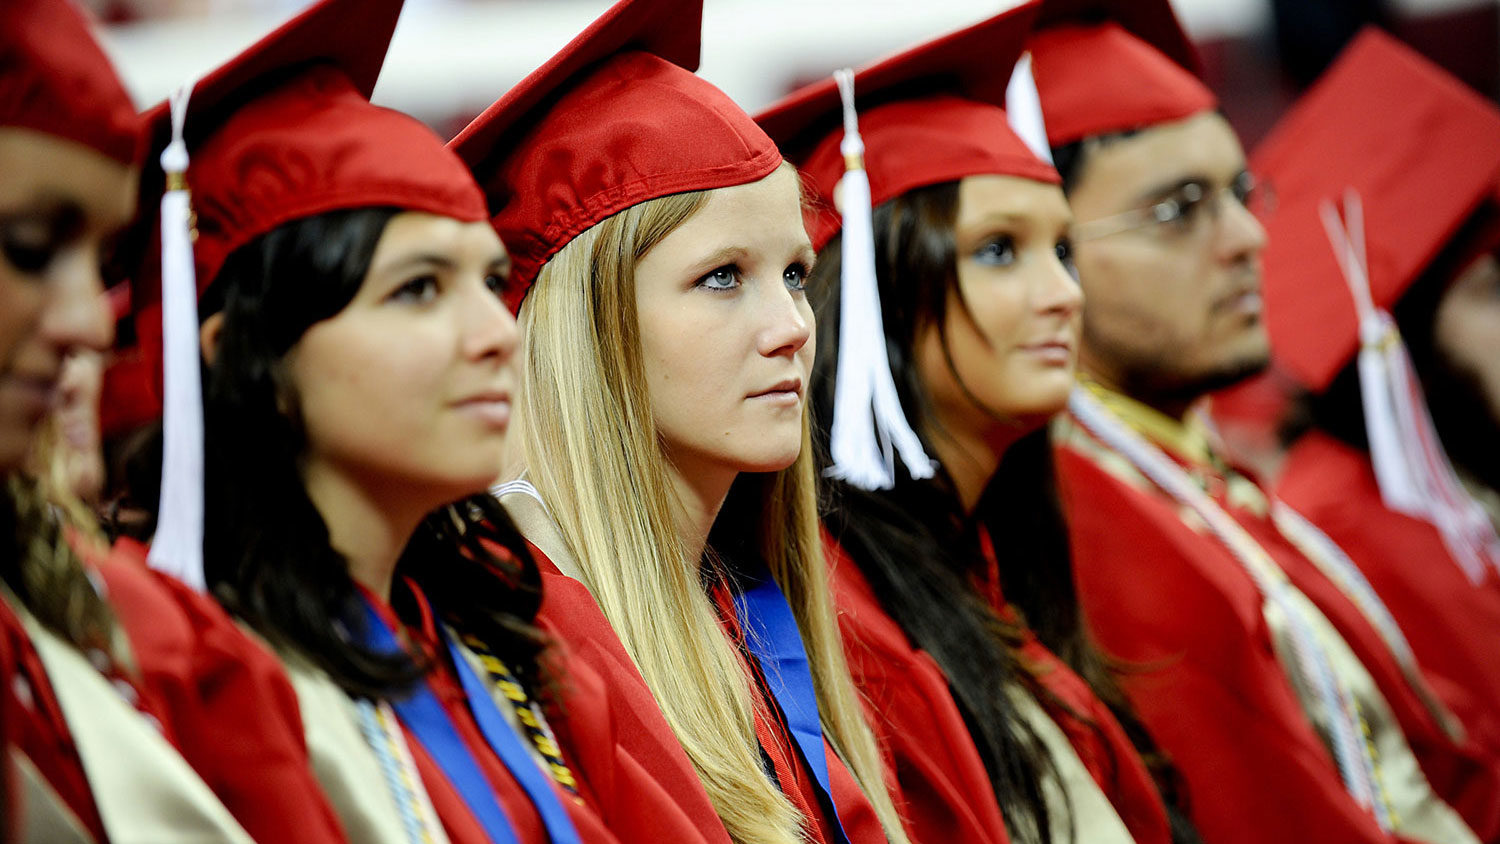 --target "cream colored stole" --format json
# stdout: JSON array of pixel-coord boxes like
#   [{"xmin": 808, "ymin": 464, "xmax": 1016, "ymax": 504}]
[
  {"xmin": 280, "ymin": 654, "xmax": 451, "ymax": 844},
  {"xmin": 1264, "ymin": 590, "xmax": 1478, "ymax": 844},
  {"xmin": 9, "ymin": 595, "xmax": 253, "ymax": 843},
  {"xmin": 1009, "ymin": 685, "xmax": 1136, "ymax": 844},
  {"xmin": 13, "ymin": 750, "xmax": 94, "ymax": 843},
  {"xmin": 1056, "ymin": 414, "xmax": 1478, "ymax": 844}
]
